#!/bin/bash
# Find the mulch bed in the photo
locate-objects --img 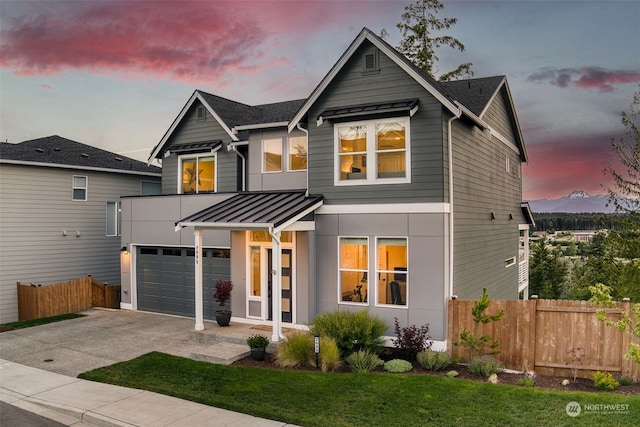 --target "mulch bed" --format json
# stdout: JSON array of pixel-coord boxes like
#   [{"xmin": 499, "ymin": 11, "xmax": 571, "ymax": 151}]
[{"xmin": 233, "ymin": 352, "xmax": 640, "ymax": 396}]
